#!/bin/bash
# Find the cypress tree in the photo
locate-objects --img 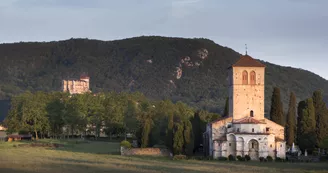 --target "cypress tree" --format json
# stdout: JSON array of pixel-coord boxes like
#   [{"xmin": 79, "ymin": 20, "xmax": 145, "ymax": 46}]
[
  {"xmin": 192, "ymin": 112, "xmax": 202, "ymax": 152},
  {"xmin": 297, "ymin": 100, "xmax": 306, "ymax": 145},
  {"xmin": 270, "ymin": 87, "xmax": 284, "ymax": 126},
  {"xmin": 312, "ymin": 90, "xmax": 328, "ymax": 146},
  {"xmin": 297, "ymin": 98, "xmax": 316, "ymax": 151},
  {"xmin": 223, "ymin": 97, "xmax": 229, "ymax": 117},
  {"xmin": 286, "ymin": 92, "xmax": 296, "ymax": 146}
]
